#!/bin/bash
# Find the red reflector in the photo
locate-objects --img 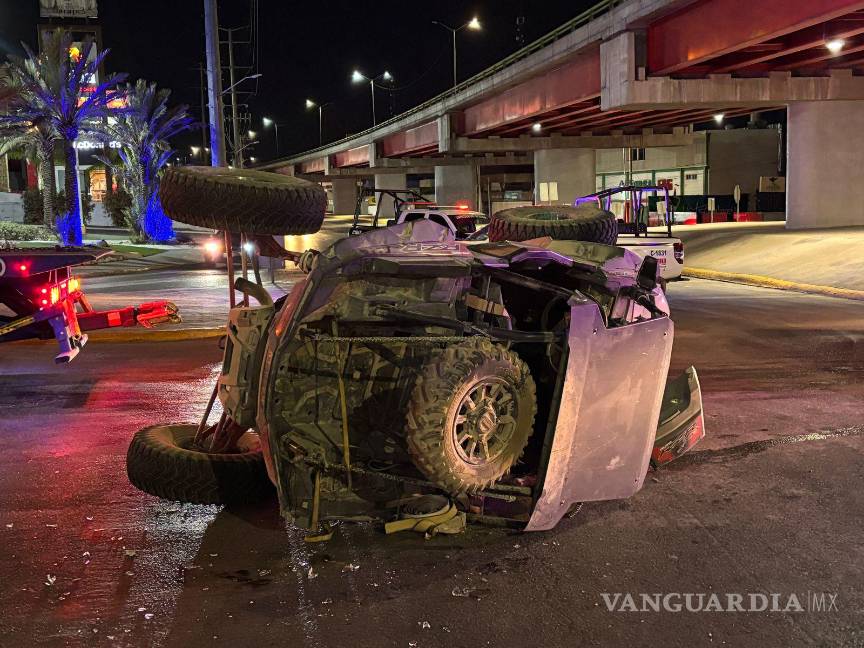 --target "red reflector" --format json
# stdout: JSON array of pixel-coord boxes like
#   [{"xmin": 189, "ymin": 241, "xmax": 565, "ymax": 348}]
[
  {"xmin": 19, "ymin": 264, "xmax": 28, "ymax": 272},
  {"xmin": 107, "ymin": 311, "xmax": 122, "ymax": 327},
  {"xmin": 41, "ymin": 299, "xmax": 48, "ymax": 305}
]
